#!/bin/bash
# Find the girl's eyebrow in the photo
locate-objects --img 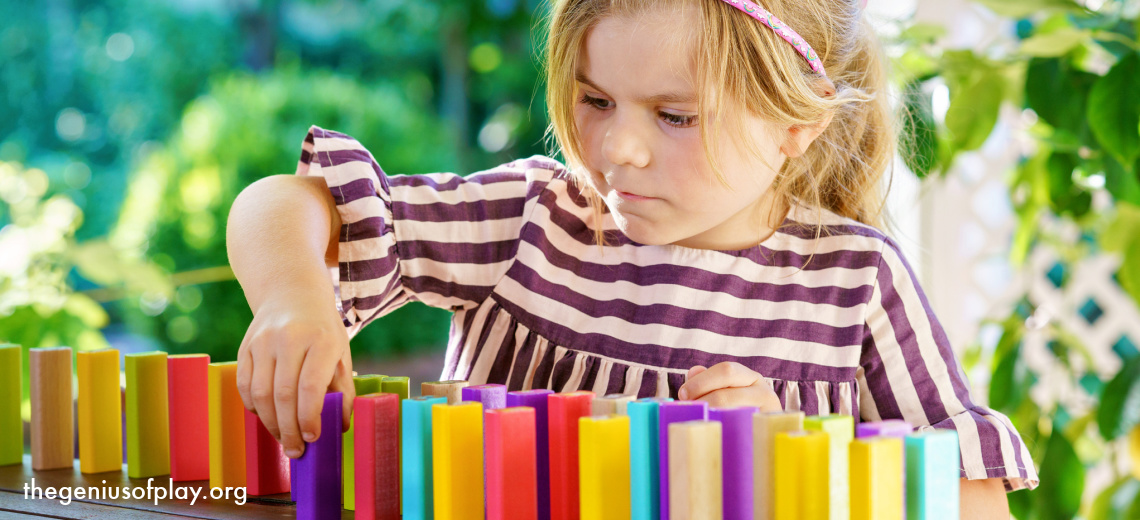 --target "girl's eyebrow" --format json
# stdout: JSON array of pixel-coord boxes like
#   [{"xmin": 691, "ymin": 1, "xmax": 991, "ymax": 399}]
[{"xmin": 575, "ymin": 71, "xmax": 697, "ymax": 105}]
